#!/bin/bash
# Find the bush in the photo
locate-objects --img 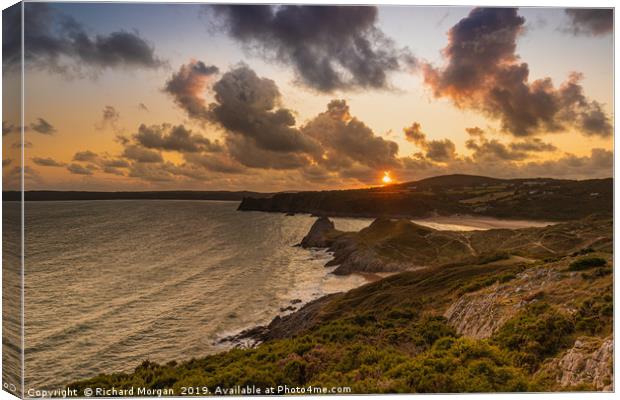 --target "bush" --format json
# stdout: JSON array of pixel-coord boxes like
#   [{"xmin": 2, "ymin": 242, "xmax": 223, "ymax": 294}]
[
  {"xmin": 574, "ymin": 292, "xmax": 613, "ymax": 335},
  {"xmin": 491, "ymin": 303, "xmax": 574, "ymax": 371},
  {"xmin": 389, "ymin": 338, "xmax": 531, "ymax": 393},
  {"xmin": 568, "ymin": 257, "xmax": 607, "ymax": 271}
]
